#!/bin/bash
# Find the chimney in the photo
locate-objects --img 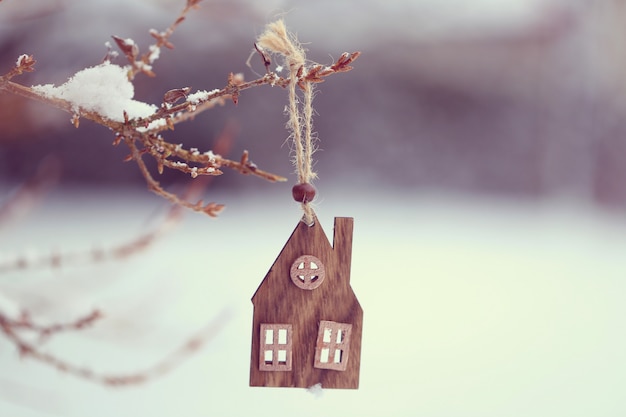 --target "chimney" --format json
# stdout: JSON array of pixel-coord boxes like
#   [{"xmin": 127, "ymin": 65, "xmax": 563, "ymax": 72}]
[{"xmin": 333, "ymin": 217, "xmax": 354, "ymax": 280}]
